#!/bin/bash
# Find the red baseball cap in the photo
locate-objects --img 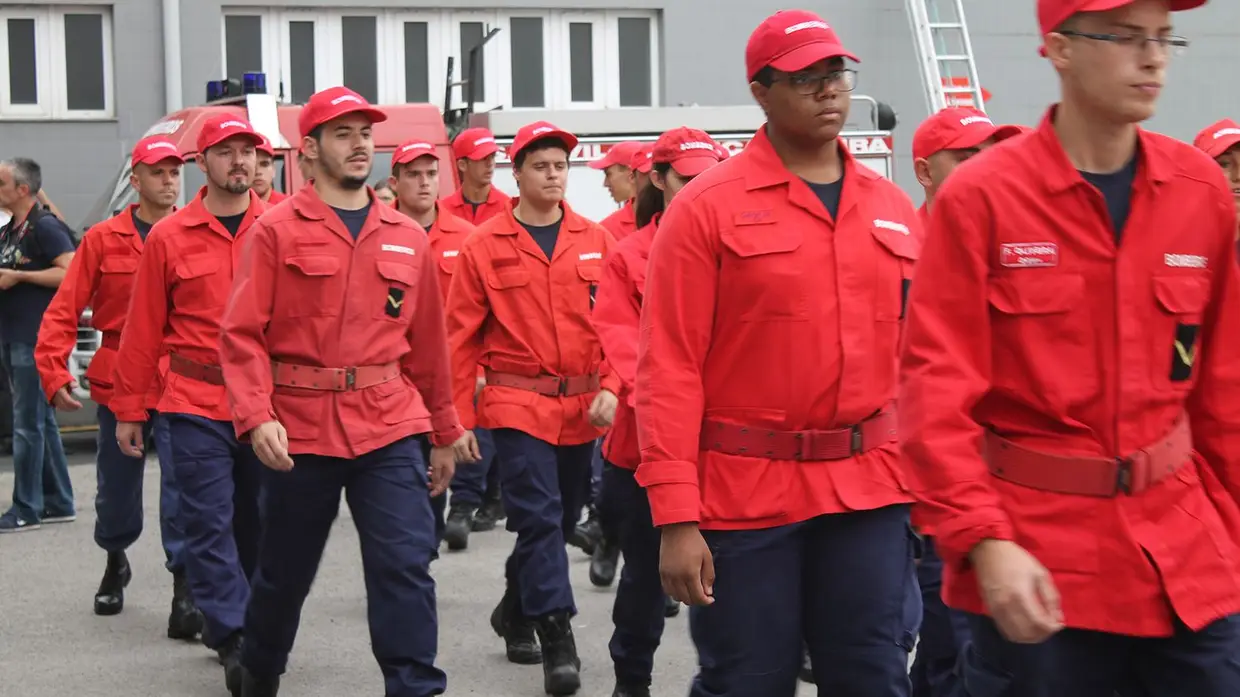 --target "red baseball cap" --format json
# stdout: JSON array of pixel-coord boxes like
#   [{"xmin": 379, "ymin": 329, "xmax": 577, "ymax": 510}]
[
  {"xmin": 588, "ymin": 141, "xmax": 643, "ymax": 170},
  {"xmin": 630, "ymin": 144, "xmax": 654, "ymax": 174},
  {"xmin": 298, "ymin": 86, "xmax": 387, "ymax": 139},
  {"xmin": 1037, "ymin": 0, "xmax": 1206, "ymax": 54},
  {"xmin": 452, "ymin": 127, "xmax": 500, "ymax": 161},
  {"xmin": 1194, "ymin": 119, "xmax": 1240, "ymax": 159},
  {"xmin": 746, "ymin": 10, "xmax": 859, "ymax": 82},
  {"xmin": 509, "ymin": 122, "xmax": 578, "ymax": 162},
  {"xmin": 255, "ymin": 135, "xmax": 275, "ymax": 157},
  {"xmin": 393, "ymin": 139, "xmax": 438, "ymax": 166},
  {"xmin": 652, "ymin": 128, "xmax": 724, "ymax": 177},
  {"xmin": 196, "ymin": 114, "xmax": 264, "ymax": 153},
  {"xmin": 131, "ymin": 136, "xmax": 185, "ymax": 168},
  {"xmin": 912, "ymin": 107, "xmax": 1025, "ymax": 161}
]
